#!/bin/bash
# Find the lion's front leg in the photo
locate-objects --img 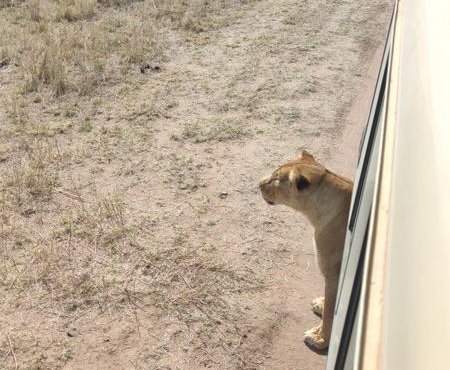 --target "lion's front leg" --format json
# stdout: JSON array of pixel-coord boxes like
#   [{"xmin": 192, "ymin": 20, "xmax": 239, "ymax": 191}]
[{"xmin": 304, "ymin": 276, "xmax": 338, "ymax": 350}]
